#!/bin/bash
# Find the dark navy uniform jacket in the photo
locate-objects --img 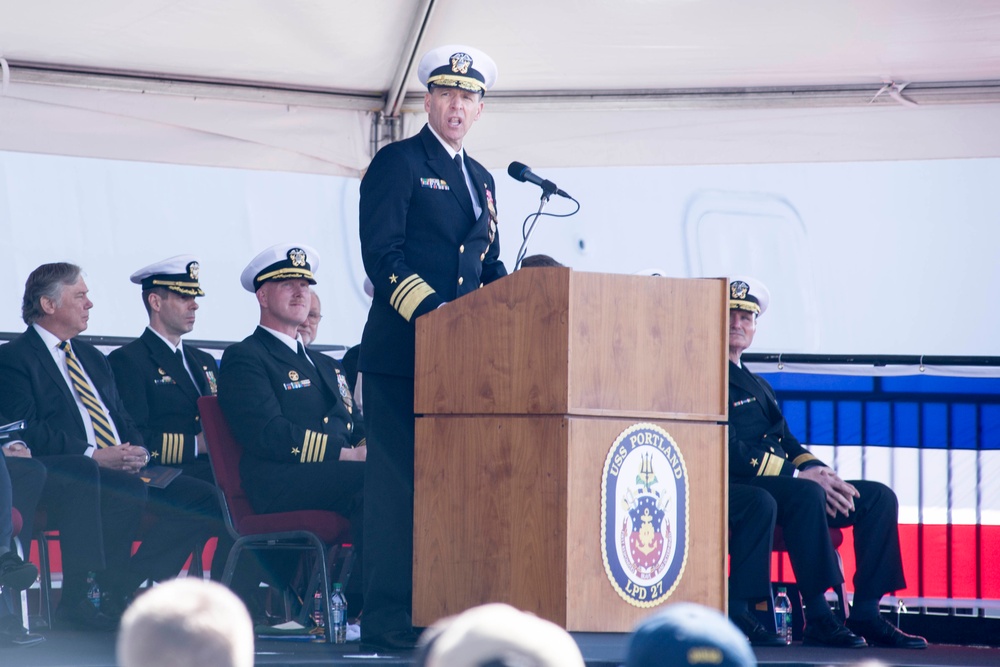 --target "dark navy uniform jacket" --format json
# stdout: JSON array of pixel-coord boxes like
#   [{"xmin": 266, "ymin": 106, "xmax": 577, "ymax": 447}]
[
  {"xmin": 0, "ymin": 327, "xmax": 142, "ymax": 456},
  {"xmin": 108, "ymin": 329, "xmax": 218, "ymax": 466},
  {"xmin": 728, "ymin": 361, "xmax": 824, "ymax": 479},
  {"xmin": 358, "ymin": 124, "xmax": 507, "ymax": 379},
  {"xmin": 217, "ymin": 327, "xmax": 364, "ymax": 491}
]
